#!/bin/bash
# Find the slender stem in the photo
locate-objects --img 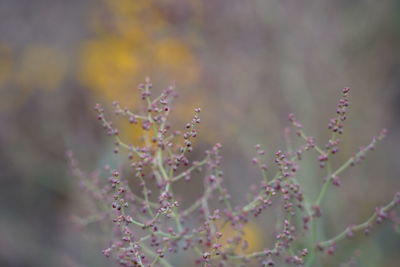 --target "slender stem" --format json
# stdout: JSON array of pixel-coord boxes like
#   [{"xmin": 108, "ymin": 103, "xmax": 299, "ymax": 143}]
[
  {"xmin": 100, "ymin": 115, "xmax": 144, "ymax": 157},
  {"xmin": 181, "ymin": 178, "xmax": 222, "ymax": 216},
  {"xmin": 307, "ymin": 160, "xmax": 332, "ymax": 267},
  {"xmin": 142, "ymin": 244, "xmax": 174, "ymax": 267},
  {"xmin": 315, "ymin": 135, "xmax": 381, "ymax": 207},
  {"xmin": 315, "ymin": 161, "xmax": 333, "ymax": 207},
  {"xmin": 217, "ymin": 183, "xmax": 233, "ymax": 212},
  {"xmin": 170, "ymin": 191, "xmax": 183, "ymax": 232},
  {"xmin": 202, "ymin": 197, "xmax": 216, "ymax": 235},
  {"xmin": 131, "ymin": 193, "xmax": 159, "ymax": 209},
  {"xmin": 150, "ymin": 247, "xmax": 167, "ymax": 267},
  {"xmin": 170, "ymin": 157, "xmax": 209, "ymax": 182},
  {"xmin": 157, "ymin": 150, "xmax": 169, "ymax": 182},
  {"xmin": 298, "ymin": 130, "xmax": 326, "ymax": 156},
  {"xmin": 318, "ymin": 198, "xmax": 398, "ymax": 248},
  {"xmin": 115, "ymin": 107, "xmax": 148, "ymax": 121},
  {"xmin": 139, "ymin": 175, "xmax": 155, "ymax": 217}
]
